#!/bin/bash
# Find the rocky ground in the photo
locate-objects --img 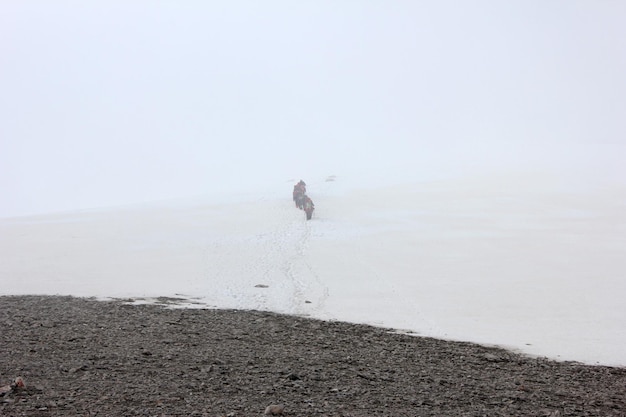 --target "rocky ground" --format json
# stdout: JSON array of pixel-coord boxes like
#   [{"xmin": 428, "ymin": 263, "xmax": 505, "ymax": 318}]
[{"xmin": 0, "ymin": 295, "xmax": 624, "ymax": 416}]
